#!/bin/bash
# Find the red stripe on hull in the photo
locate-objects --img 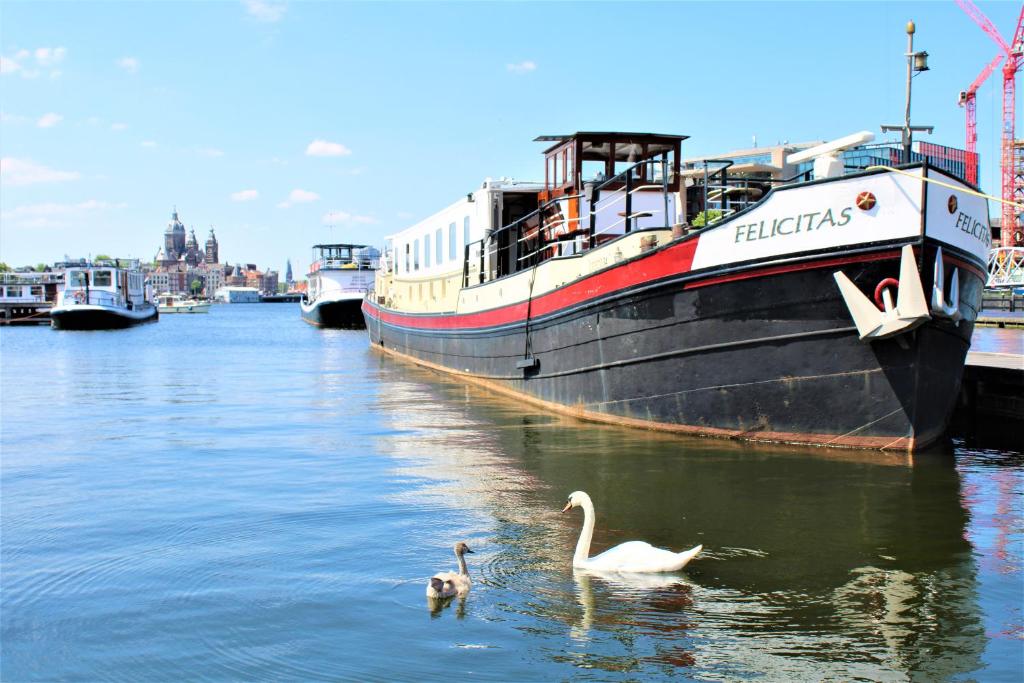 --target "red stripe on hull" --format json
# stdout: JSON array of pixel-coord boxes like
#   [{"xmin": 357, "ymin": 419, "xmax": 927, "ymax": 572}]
[
  {"xmin": 682, "ymin": 250, "xmax": 902, "ymax": 290},
  {"xmin": 363, "ymin": 244, "xmax": 904, "ymax": 332}
]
